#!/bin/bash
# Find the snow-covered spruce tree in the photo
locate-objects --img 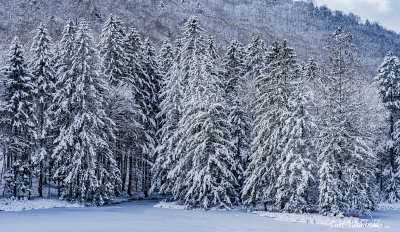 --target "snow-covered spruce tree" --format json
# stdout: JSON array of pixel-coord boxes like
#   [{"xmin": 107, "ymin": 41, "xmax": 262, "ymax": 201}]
[
  {"xmin": 341, "ymin": 82, "xmax": 379, "ymax": 216},
  {"xmin": 274, "ymin": 43, "xmax": 316, "ymax": 213},
  {"xmin": 318, "ymin": 28, "xmax": 351, "ymax": 216},
  {"xmin": 221, "ymin": 40, "xmax": 251, "ymax": 192},
  {"xmin": 374, "ymin": 52, "xmax": 400, "ymax": 202},
  {"xmin": 223, "ymin": 40, "xmax": 245, "ymax": 96},
  {"xmin": 181, "ymin": 54, "xmax": 237, "ymax": 209},
  {"xmin": 142, "ymin": 38, "xmax": 162, "ymax": 119},
  {"xmin": 207, "ymin": 38, "xmax": 240, "ymax": 205},
  {"xmin": 51, "ymin": 19, "xmax": 76, "ymax": 197},
  {"xmin": 242, "ymin": 40, "xmax": 289, "ymax": 209},
  {"xmin": 151, "ymin": 39, "xmax": 183, "ymax": 194},
  {"xmin": 29, "ymin": 23, "xmax": 55, "ymax": 197},
  {"xmin": 98, "ymin": 14, "xmax": 142, "ymax": 195},
  {"xmin": 166, "ymin": 16, "xmax": 208, "ymax": 201},
  {"xmin": 318, "ymin": 27, "xmax": 377, "ymax": 216},
  {"xmin": 48, "ymin": 43, "xmax": 61, "ymax": 191},
  {"xmin": 167, "ymin": 16, "xmax": 237, "ymax": 209},
  {"xmin": 137, "ymin": 38, "xmax": 161, "ymax": 197},
  {"xmin": 0, "ymin": 37, "xmax": 36, "ymax": 198},
  {"xmin": 123, "ymin": 27, "xmax": 151, "ymax": 195},
  {"xmin": 344, "ymin": 61, "xmax": 379, "ymax": 216},
  {"xmin": 141, "ymin": 38, "xmax": 162, "ymax": 131},
  {"xmin": 157, "ymin": 40, "xmax": 174, "ymax": 79},
  {"xmin": 244, "ymin": 36, "xmax": 266, "ymax": 83},
  {"xmin": 300, "ymin": 58, "xmax": 321, "ymax": 205},
  {"xmin": 243, "ymin": 36, "xmax": 266, "ymax": 112},
  {"xmin": 52, "ymin": 21, "xmax": 120, "ymax": 205},
  {"xmin": 350, "ymin": 78, "xmax": 386, "ymax": 212},
  {"xmin": 98, "ymin": 14, "xmax": 127, "ymax": 86}
]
